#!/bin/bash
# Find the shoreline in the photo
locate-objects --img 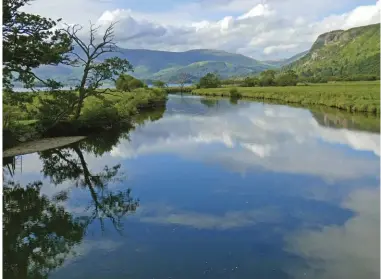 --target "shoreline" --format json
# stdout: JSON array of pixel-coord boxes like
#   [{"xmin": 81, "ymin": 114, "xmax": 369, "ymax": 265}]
[{"xmin": 185, "ymin": 82, "xmax": 380, "ymax": 114}]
